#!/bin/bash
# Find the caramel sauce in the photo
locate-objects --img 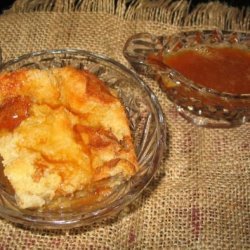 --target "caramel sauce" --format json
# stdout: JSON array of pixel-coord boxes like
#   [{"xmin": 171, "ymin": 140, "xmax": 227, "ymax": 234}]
[
  {"xmin": 33, "ymin": 159, "xmax": 48, "ymax": 183},
  {"xmin": 160, "ymin": 47, "xmax": 250, "ymax": 94},
  {"xmin": 85, "ymin": 72, "xmax": 116, "ymax": 103},
  {"xmin": 0, "ymin": 96, "xmax": 31, "ymax": 131},
  {"xmin": 44, "ymin": 184, "xmax": 112, "ymax": 211},
  {"xmin": 31, "ymin": 123, "xmax": 121, "ymax": 199},
  {"xmin": 0, "ymin": 70, "xmax": 25, "ymax": 98},
  {"xmin": 34, "ymin": 154, "xmax": 83, "ymax": 186},
  {"xmin": 74, "ymin": 124, "xmax": 119, "ymax": 148}
]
